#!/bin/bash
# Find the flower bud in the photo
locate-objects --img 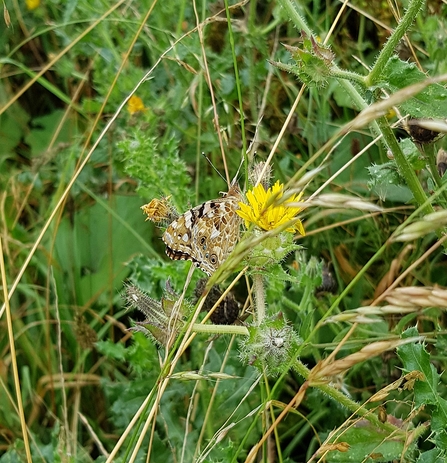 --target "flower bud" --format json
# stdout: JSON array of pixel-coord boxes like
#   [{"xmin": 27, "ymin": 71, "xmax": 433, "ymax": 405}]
[{"xmin": 239, "ymin": 316, "xmax": 301, "ymax": 376}]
